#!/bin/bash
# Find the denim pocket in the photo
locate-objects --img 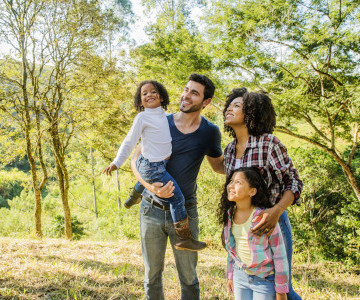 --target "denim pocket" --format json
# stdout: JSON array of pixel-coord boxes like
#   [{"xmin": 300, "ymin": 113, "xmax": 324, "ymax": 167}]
[
  {"xmin": 140, "ymin": 202, "xmax": 151, "ymax": 216},
  {"xmin": 264, "ymin": 273, "xmax": 275, "ymax": 283}
]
